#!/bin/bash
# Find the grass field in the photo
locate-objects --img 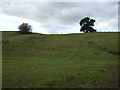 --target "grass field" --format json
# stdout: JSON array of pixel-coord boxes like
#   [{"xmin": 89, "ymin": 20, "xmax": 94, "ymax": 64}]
[{"xmin": 2, "ymin": 31, "xmax": 119, "ymax": 88}]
